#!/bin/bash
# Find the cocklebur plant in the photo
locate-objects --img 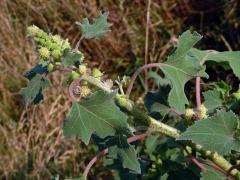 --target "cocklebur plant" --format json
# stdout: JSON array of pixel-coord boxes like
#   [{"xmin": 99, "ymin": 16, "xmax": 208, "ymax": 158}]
[{"xmin": 20, "ymin": 11, "xmax": 240, "ymax": 180}]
